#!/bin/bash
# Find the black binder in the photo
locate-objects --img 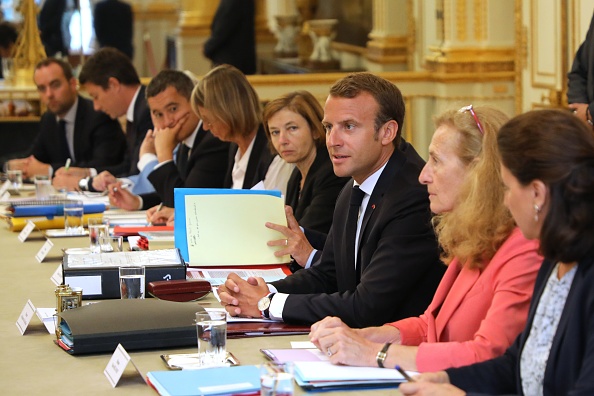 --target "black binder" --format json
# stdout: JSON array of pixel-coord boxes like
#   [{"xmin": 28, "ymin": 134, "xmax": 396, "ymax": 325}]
[
  {"xmin": 62, "ymin": 248, "xmax": 186, "ymax": 299},
  {"xmin": 56, "ymin": 299, "xmax": 205, "ymax": 355}
]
